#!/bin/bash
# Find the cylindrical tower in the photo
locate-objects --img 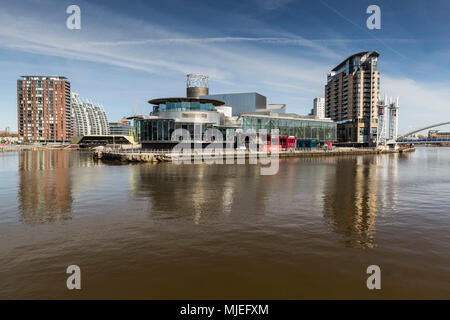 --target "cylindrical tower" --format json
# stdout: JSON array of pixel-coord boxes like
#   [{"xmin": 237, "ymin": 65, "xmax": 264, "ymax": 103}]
[{"xmin": 186, "ymin": 74, "xmax": 209, "ymax": 98}]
